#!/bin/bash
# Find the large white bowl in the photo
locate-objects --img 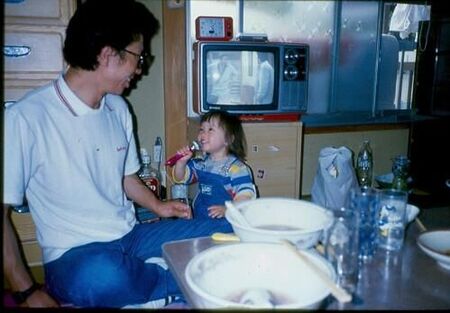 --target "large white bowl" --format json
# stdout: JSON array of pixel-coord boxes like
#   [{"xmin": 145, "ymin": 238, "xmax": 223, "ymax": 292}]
[
  {"xmin": 417, "ymin": 229, "xmax": 450, "ymax": 270},
  {"xmin": 225, "ymin": 198, "xmax": 334, "ymax": 249},
  {"xmin": 185, "ymin": 242, "xmax": 336, "ymax": 309}
]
